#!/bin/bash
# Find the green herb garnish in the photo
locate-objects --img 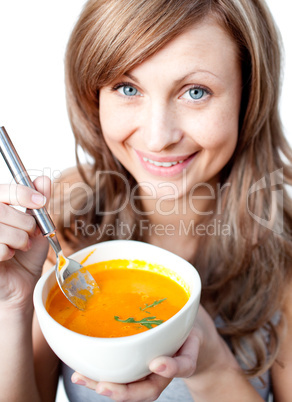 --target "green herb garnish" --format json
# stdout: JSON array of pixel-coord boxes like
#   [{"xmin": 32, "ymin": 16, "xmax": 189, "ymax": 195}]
[
  {"xmin": 114, "ymin": 316, "xmax": 164, "ymax": 329},
  {"xmin": 139, "ymin": 298, "xmax": 167, "ymax": 314},
  {"xmin": 114, "ymin": 298, "xmax": 167, "ymax": 330}
]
